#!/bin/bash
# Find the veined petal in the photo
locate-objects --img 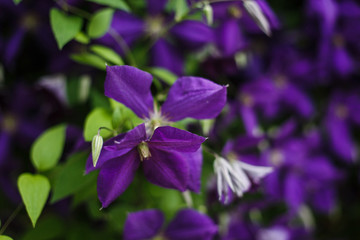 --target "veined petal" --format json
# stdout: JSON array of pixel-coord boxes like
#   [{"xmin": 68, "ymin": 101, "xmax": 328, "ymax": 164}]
[
  {"xmin": 97, "ymin": 149, "xmax": 140, "ymax": 208},
  {"xmin": 149, "ymin": 126, "xmax": 206, "ymax": 152},
  {"xmin": 165, "ymin": 209, "xmax": 218, "ymax": 240},
  {"xmin": 143, "ymin": 149, "xmax": 189, "ymax": 191},
  {"xmin": 183, "ymin": 148, "xmax": 203, "ymax": 193},
  {"xmin": 104, "ymin": 124, "xmax": 147, "ymax": 151},
  {"xmin": 105, "ymin": 65, "xmax": 154, "ymax": 118},
  {"xmin": 162, "ymin": 77, "xmax": 227, "ymax": 121},
  {"xmin": 124, "ymin": 209, "xmax": 164, "ymax": 240}
]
